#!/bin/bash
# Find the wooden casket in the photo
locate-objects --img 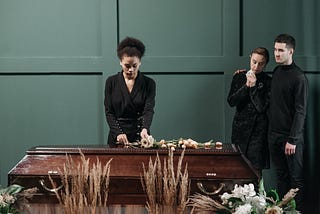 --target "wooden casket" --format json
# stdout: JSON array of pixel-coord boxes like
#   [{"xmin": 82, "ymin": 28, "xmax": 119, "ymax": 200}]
[{"xmin": 8, "ymin": 144, "xmax": 258, "ymax": 205}]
